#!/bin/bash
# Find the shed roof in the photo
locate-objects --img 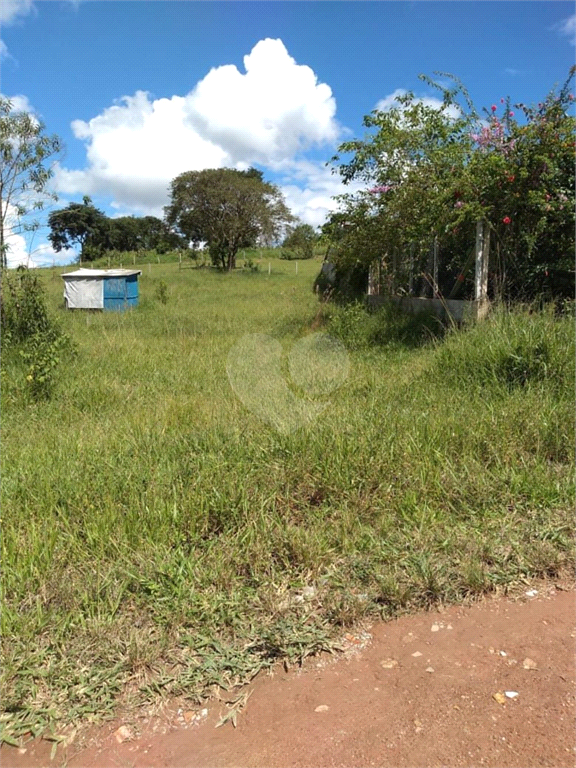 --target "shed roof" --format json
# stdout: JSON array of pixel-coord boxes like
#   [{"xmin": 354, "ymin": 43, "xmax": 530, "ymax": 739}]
[{"xmin": 61, "ymin": 268, "xmax": 142, "ymax": 279}]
